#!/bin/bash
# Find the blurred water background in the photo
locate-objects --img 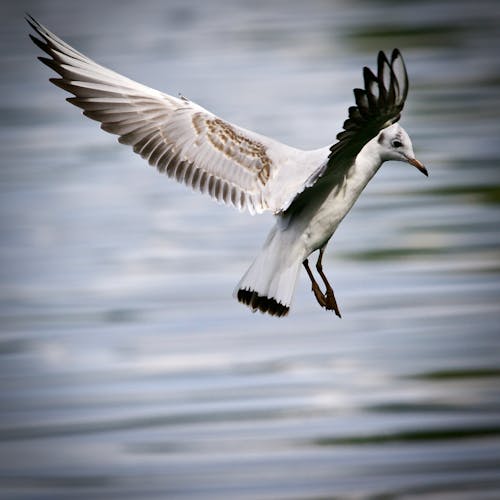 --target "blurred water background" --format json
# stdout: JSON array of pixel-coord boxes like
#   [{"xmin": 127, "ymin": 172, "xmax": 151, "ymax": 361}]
[{"xmin": 1, "ymin": 0, "xmax": 500, "ymax": 498}]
